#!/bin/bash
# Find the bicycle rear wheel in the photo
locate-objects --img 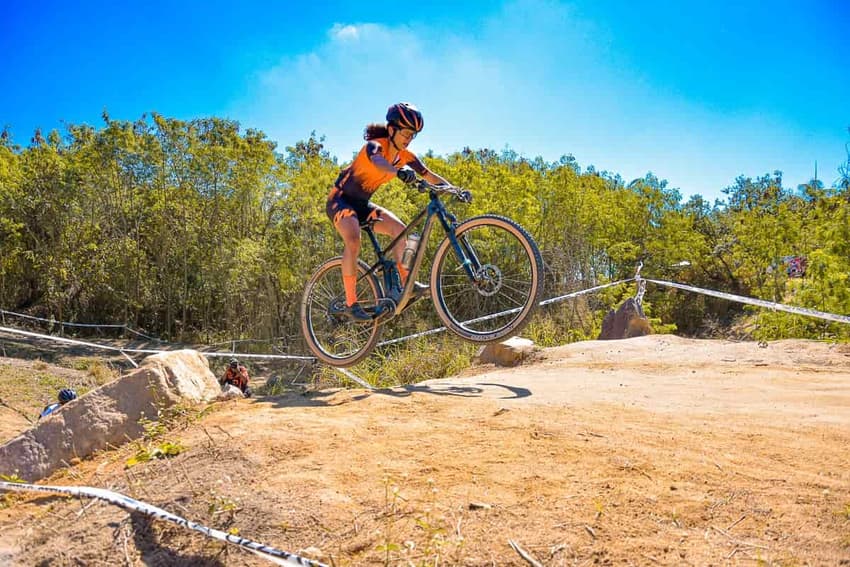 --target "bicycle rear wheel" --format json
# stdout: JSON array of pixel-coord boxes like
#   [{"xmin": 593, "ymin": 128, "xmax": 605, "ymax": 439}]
[
  {"xmin": 431, "ymin": 215, "xmax": 543, "ymax": 343},
  {"xmin": 300, "ymin": 257, "xmax": 383, "ymax": 367}
]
